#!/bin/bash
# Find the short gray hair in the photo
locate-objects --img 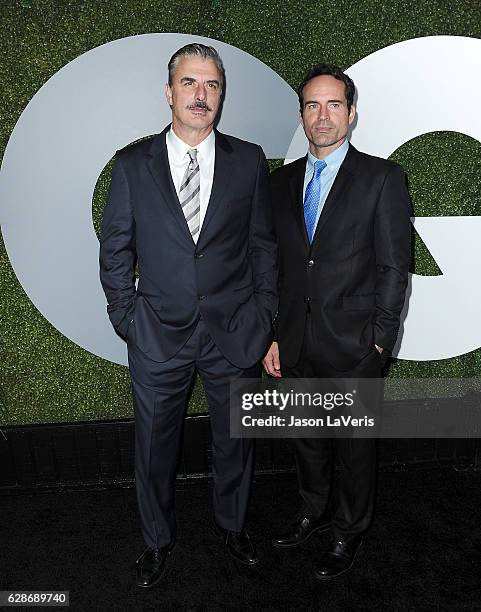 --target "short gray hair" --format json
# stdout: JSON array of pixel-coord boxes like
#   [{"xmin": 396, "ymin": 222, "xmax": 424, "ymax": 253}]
[{"xmin": 167, "ymin": 43, "xmax": 225, "ymax": 89}]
